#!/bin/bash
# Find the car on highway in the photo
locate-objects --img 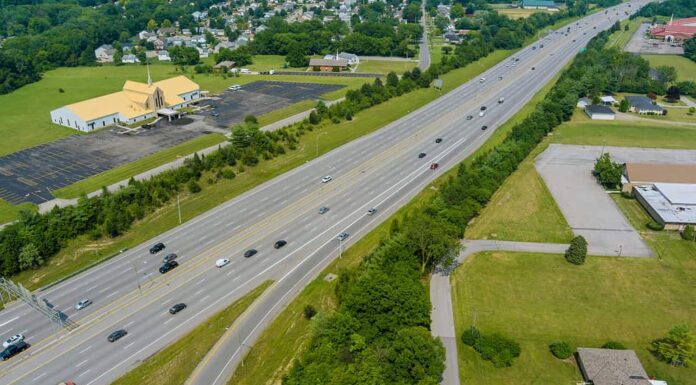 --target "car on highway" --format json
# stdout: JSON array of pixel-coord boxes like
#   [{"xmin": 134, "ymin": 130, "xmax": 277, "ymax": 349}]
[
  {"xmin": 75, "ymin": 298, "xmax": 92, "ymax": 311},
  {"xmin": 498, "ymin": 97, "xmax": 505, "ymax": 104},
  {"xmin": 243, "ymin": 249, "xmax": 257, "ymax": 258},
  {"xmin": 318, "ymin": 206, "xmax": 330, "ymax": 214},
  {"xmin": 274, "ymin": 240, "xmax": 287, "ymax": 249},
  {"xmin": 169, "ymin": 303, "xmax": 187, "ymax": 315},
  {"xmin": 479, "ymin": 111, "xmax": 485, "ymax": 117},
  {"xmin": 2, "ymin": 334, "xmax": 24, "ymax": 349},
  {"xmin": 479, "ymin": 77, "xmax": 485, "ymax": 82},
  {"xmin": 58, "ymin": 382, "xmax": 76, "ymax": 385},
  {"xmin": 1, "ymin": 341, "xmax": 28, "ymax": 361},
  {"xmin": 430, "ymin": 163, "xmax": 439, "ymax": 170},
  {"xmin": 150, "ymin": 242, "xmax": 165, "ymax": 254},
  {"xmin": 466, "ymin": 115, "xmax": 473, "ymax": 120},
  {"xmin": 163, "ymin": 253, "xmax": 178, "ymax": 263},
  {"xmin": 367, "ymin": 208, "xmax": 377, "ymax": 215},
  {"xmin": 531, "ymin": 67, "xmax": 536, "ymax": 71},
  {"xmin": 159, "ymin": 261, "xmax": 178, "ymax": 274},
  {"xmin": 481, "ymin": 125, "xmax": 488, "ymax": 131},
  {"xmin": 435, "ymin": 138, "xmax": 442, "ymax": 143},
  {"xmin": 321, "ymin": 175, "xmax": 332, "ymax": 183},
  {"xmin": 337, "ymin": 232, "xmax": 349, "ymax": 241},
  {"xmin": 480, "ymin": 106, "xmax": 487, "ymax": 111},
  {"xmin": 216, "ymin": 258, "xmax": 230, "ymax": 268},
  {"xmin": 107, "ymin": 329, "xmax": 127, "ymax": 343},
  {"xmin": 418, "ymin": 152, "xmax": 426, "ymax": 158},
  {"xmin": 498, "ymin": 76, "xmax": 503, "ymax": 80}
]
